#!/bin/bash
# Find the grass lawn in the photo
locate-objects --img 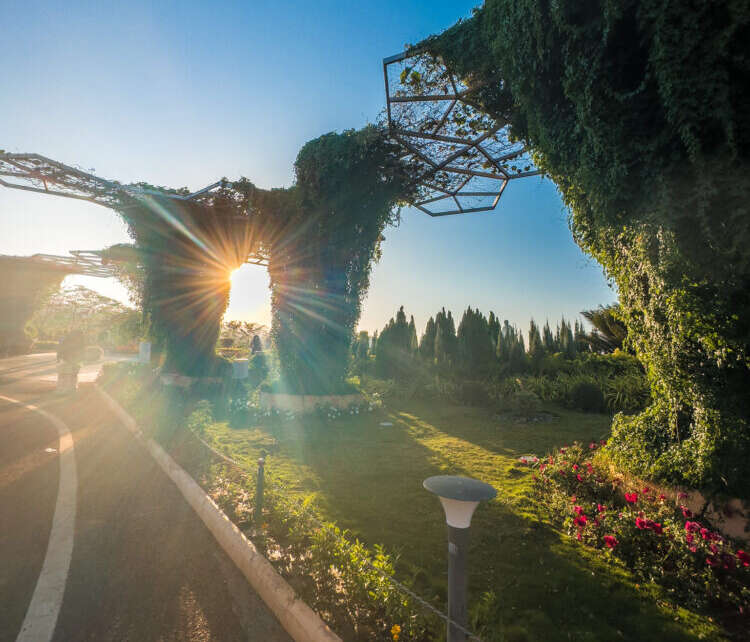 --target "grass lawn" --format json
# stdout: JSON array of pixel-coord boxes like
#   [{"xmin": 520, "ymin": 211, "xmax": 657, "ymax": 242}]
[{"xmin": 198, "ymin": 384, "xmax": 725, "ymax": 641}]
